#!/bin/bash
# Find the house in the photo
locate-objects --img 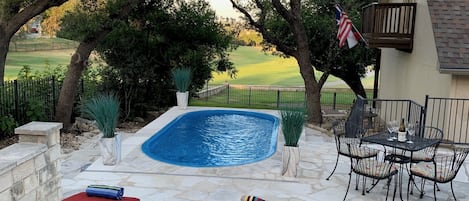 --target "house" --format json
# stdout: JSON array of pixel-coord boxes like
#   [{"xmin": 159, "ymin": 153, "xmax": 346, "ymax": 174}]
[{"xmin": 361, "ymin": 0, "xmax": 469, "ymax": 143}]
